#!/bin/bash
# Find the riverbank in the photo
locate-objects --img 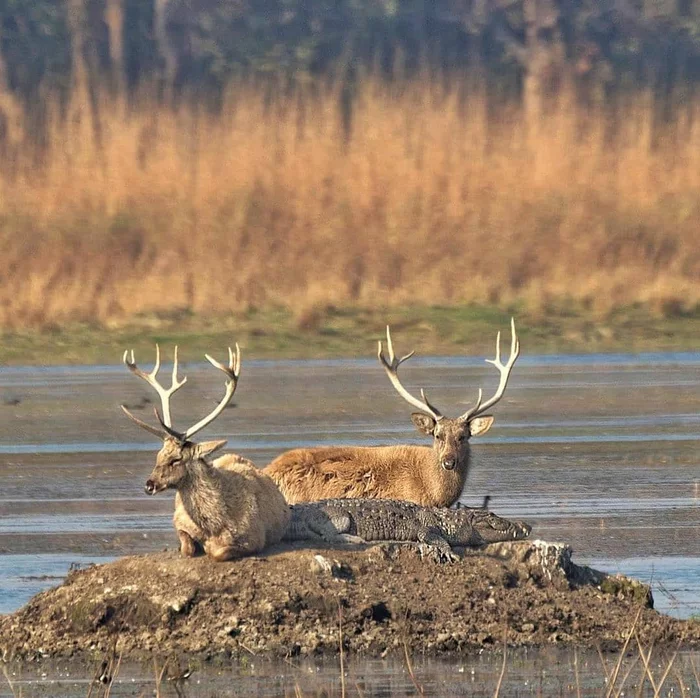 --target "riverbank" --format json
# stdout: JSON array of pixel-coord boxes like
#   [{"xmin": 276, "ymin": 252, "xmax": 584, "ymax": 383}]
[
  {"xmin": 1, "ymin": 540, "xmax": 696, "ymax": 663},
  {"xmin": 1, "ymin": 304, "xmax": 699, "ymax": 365}
]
